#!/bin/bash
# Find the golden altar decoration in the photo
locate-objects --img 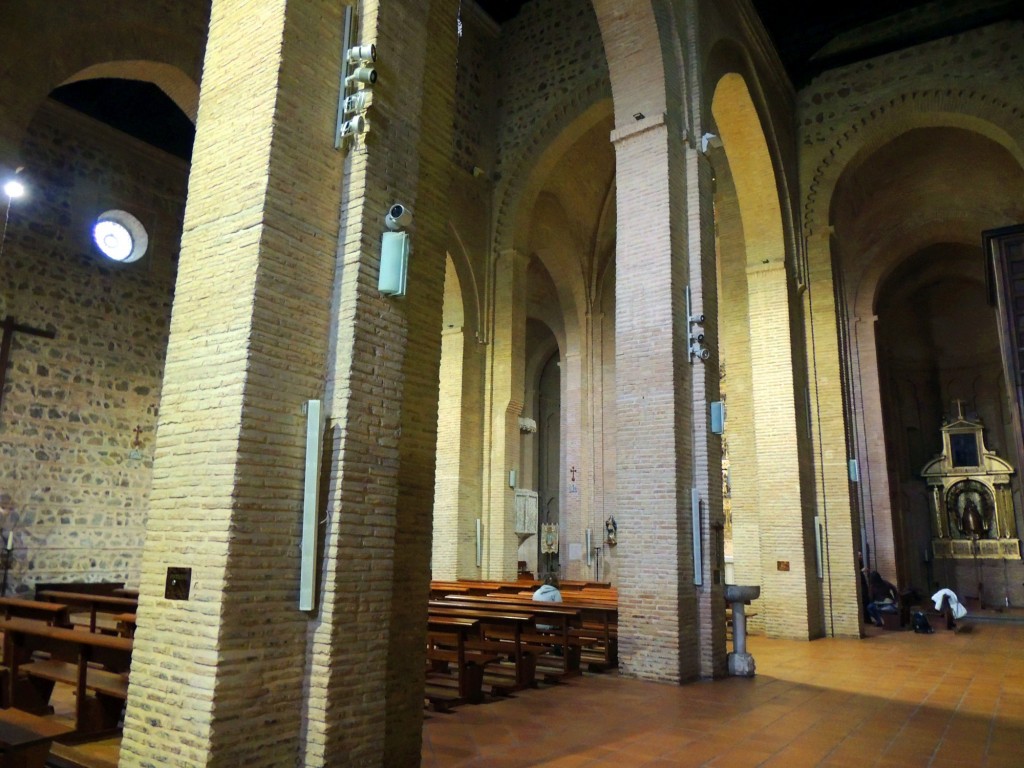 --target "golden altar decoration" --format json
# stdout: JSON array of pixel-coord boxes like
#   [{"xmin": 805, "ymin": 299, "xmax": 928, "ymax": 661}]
[{"xmin": 920, "ymin": 409, "xmax": 1020, "ymax": 560}]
